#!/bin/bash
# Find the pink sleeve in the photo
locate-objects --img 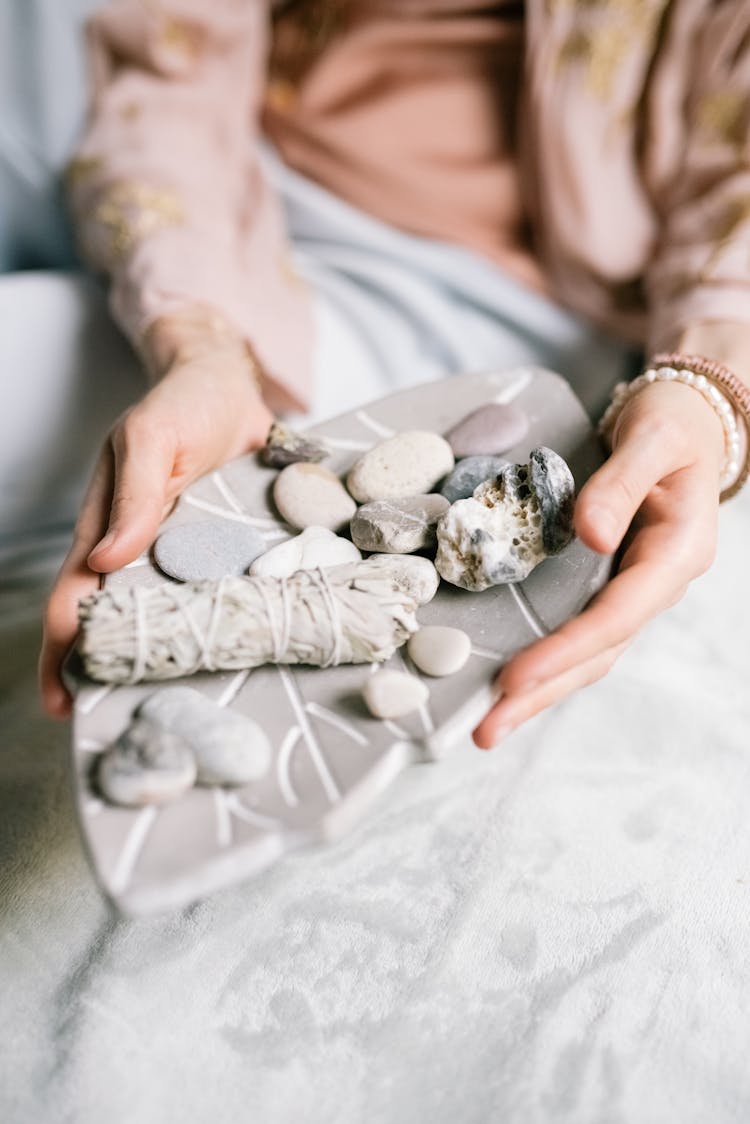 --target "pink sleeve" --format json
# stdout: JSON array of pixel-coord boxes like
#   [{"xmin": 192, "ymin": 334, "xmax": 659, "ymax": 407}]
[
  {"xmin": 67, "ymin": 0, "xmax": 313, "ymax": 412},
  {"xmin": 645, "ymin": 0, "xmax": 750, "ymax": 354}
]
